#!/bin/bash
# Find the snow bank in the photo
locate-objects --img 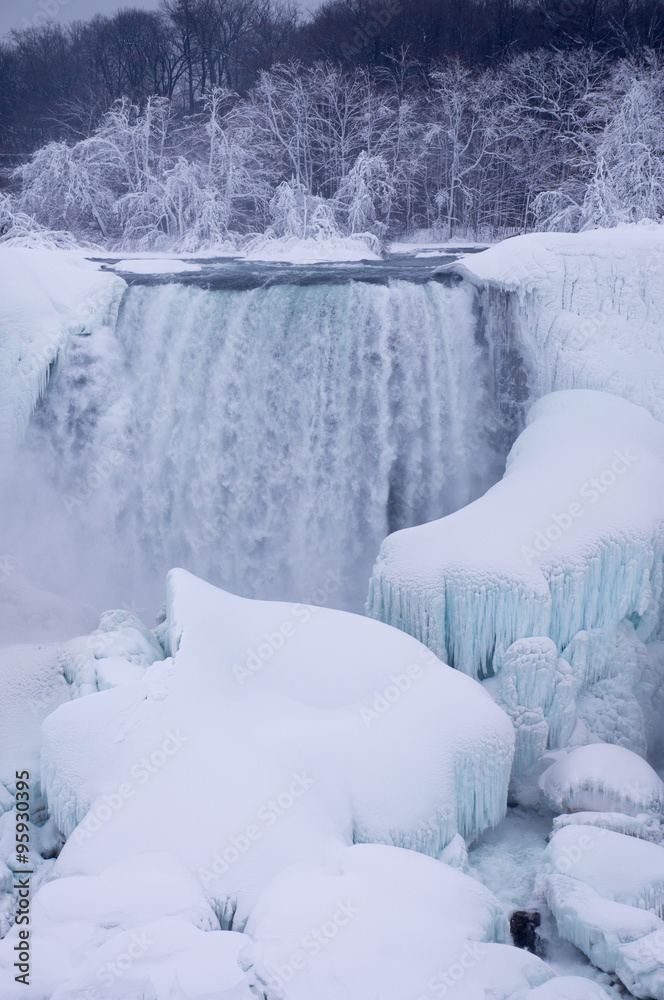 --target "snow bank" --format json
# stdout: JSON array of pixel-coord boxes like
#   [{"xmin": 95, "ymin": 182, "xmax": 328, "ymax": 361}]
[
  {"xmin": 244, "ymin": 234, "xmax": 380, "ymax": 263},
  {"xmin": 449, "ymin": 225, "xmax": 664, "ymax": 422},
  {"xmin": 368, "ymin": 390, "xmax": 664, "ymax": 755},
  {"xmin": 539, "ymin": 744, "xmax": 664, "ymax": 816},
  {"xmin": 246, "ymin": 842, "xmax": 553, "ymax": 1000},
  {"xmin": 41, "ymin": 569, "xmax": 514, "ymax": 927},
  {"xmin": 109, "ymin": 258, "xmax": 203, "ymax": 274},
  {"xmin": 0, "ymin": 247, "xmax": 125, "ymax": 445},
  {"xmin": 0, "ymin": 852, "xmax": 257, "ymax": 999},
  {"xmin": 545, "ymin": 826, "xmax": 664, "ymax": 997},
  {"xmin": 526, "ymin": 978, "xmax": 611, "ymax": 1000}
]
